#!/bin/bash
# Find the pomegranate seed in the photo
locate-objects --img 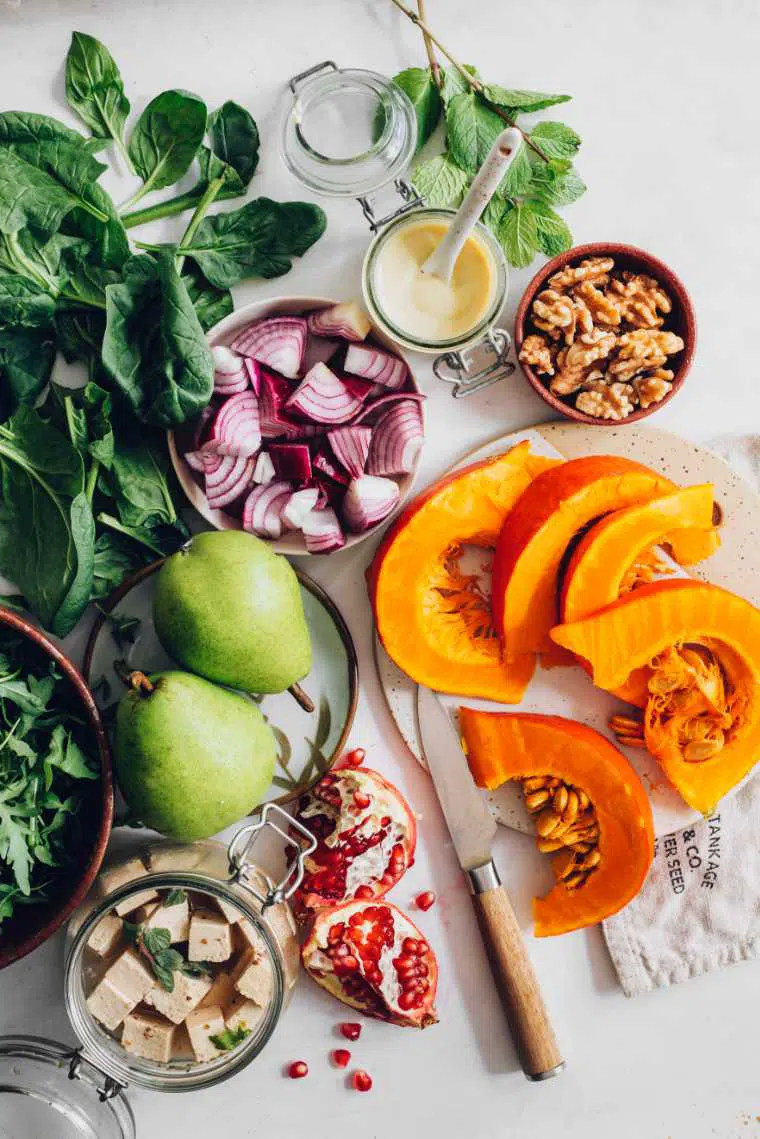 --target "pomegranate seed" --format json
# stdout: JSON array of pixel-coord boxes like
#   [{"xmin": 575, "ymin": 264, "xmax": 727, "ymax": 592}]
[
  {"xmin": 288, "ymin": 1061, "xmax": 308, "ymax": 1079},
  {"xmin": 352, "ymin": 1069, "xmax": 373, "ymax": 1092},
  {"xmin": 344, "ymin": 748, "xmax": 365, "ymax": 767},
  {"xmin": 333, "ymin": 1049, "xmax": 351, "ymax": 1068},
  {"xmin": 415, "ymin": 890, "xmax": 436, "ymax": 911},
  {"xmin": 398, "ymin": 990, "xmax": 416, "ymax": 1010},
  {"xmin": 340, "ymin": 1022, "xmax": 362, "ymax": 1041},
  {"xmin": 354, "ymin": 884, "xmax": 374, "ymax": 900},
  {"xmin": 353, "ymin": 791, "xmax": 371, "ymax": 810},
  {"xmin": 402, "ymin": 937, "xmax": 418, "ymax": 955}
]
